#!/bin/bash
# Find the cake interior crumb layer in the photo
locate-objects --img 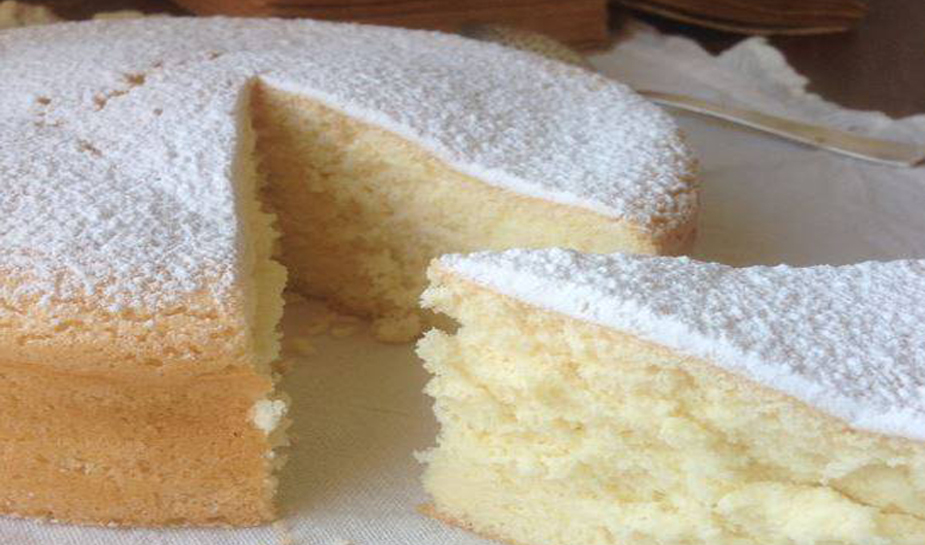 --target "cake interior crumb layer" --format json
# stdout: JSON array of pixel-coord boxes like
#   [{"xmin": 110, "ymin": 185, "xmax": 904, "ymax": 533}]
[{"xmin": 419, "ymin": 269, "xmax": 925, "ymax": 545}]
